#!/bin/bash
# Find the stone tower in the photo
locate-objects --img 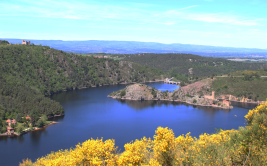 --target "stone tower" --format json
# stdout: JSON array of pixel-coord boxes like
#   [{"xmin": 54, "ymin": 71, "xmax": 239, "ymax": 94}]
[{"xmin": 22, "ymin": 40, "xmax": 30, "ymax": 45}]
